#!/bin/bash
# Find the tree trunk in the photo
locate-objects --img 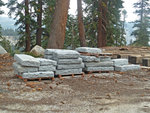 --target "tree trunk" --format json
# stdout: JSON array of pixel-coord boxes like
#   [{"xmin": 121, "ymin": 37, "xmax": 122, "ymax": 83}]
[
  {"xmin": 36, "ymin": 0, "xmax": 42, "ymax": 46},
  {"xmin": 47, "ymin": 0, "xmax": 70, "ymax": 49},
  {"xmin": 77, "ymin": 0, "xmax": 86, "ymax": 47},
  {"xmin": 102, "ymin": 0, "xmax": 107, "ymax": 47},
  {"xmin": 97, "ymin": 0, "xmax": 103, "ymax": 48},
  {"xmin": 25, "ymin": 0, "xmax": 31, "ymax": 51}
]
